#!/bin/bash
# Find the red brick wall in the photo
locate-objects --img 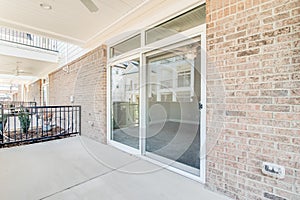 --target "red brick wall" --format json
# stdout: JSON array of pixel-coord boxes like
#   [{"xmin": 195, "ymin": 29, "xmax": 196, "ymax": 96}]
[
  {"xmin": 206, "ymin": 0, "xmax": 300, "ymax": 199},
  {"xmin": 26, "ymin": 79, "xmax": 42, "ymax": 105},
  {"xmin": 49, "ymin": 45, "xmax": 107, "ymax": 142}
]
